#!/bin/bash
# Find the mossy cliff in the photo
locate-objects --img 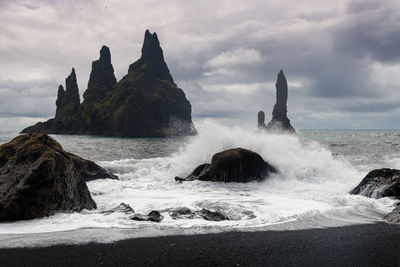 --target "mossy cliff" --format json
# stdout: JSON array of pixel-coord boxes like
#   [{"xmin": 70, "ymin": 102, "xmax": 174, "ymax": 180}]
[{"xmin": 22, "ymin": 30, "xmax": 196, "ymax": 137}]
